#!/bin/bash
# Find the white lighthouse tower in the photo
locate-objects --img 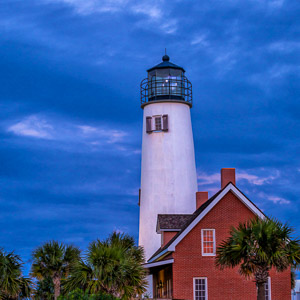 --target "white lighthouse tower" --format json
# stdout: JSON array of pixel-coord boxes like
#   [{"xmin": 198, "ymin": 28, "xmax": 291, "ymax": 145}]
[{"xmin": 138, "ymin": 55, "xmax": 198, "ymax": 261}]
